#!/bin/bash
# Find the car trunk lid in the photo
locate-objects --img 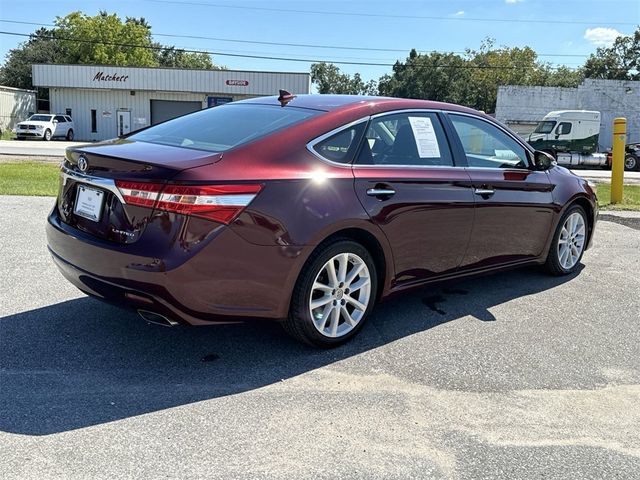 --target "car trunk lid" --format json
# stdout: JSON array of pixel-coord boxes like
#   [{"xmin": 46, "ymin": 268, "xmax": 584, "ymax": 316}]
[{"xmin": 58, "ymin": 139, "xmax": 221, "ymax": 244}]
